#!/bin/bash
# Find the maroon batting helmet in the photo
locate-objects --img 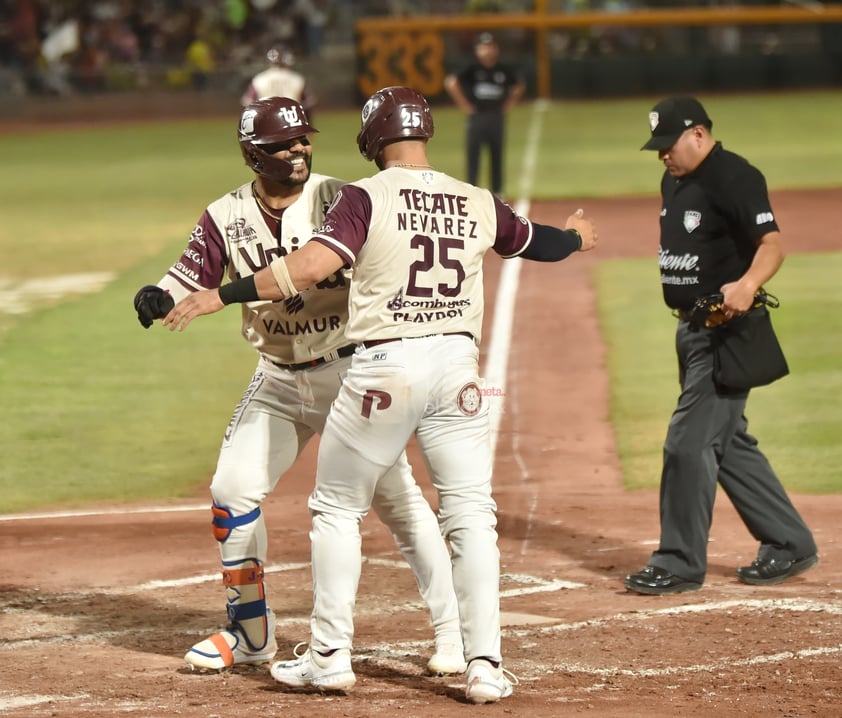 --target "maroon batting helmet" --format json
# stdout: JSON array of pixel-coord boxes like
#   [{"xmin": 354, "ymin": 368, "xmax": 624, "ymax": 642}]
[
  {"xmin": 356, "ymin": 86, "xmax": 434, "ymax": 162},
  {"xmin": 238, "ymin": 97, "xmax": 318, "ymax": 181}
]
